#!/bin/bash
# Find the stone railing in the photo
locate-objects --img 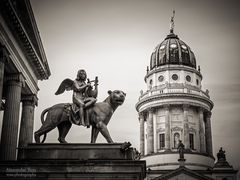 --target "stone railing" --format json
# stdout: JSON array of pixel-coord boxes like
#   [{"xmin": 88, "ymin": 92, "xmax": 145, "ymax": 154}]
[{"xmin": 139, "ymin": 83, "xmax": 210, "ymax": 101}]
